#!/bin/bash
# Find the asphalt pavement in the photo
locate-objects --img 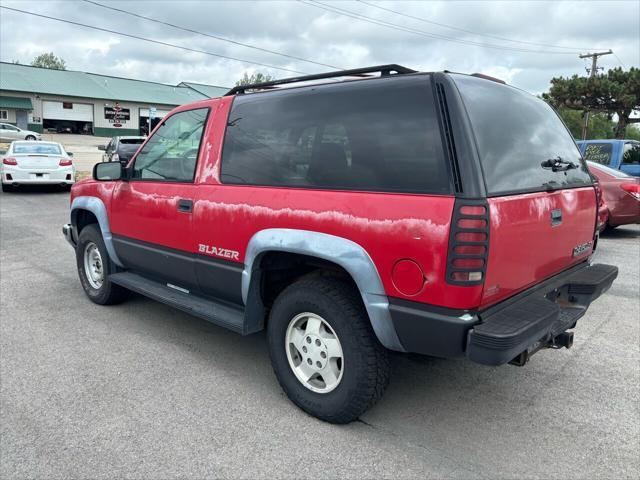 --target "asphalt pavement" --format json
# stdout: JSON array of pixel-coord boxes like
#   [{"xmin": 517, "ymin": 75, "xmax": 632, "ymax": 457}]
[{"xmin": 1, "ymin": 187, "xmax": 638, "ymax": 479}]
